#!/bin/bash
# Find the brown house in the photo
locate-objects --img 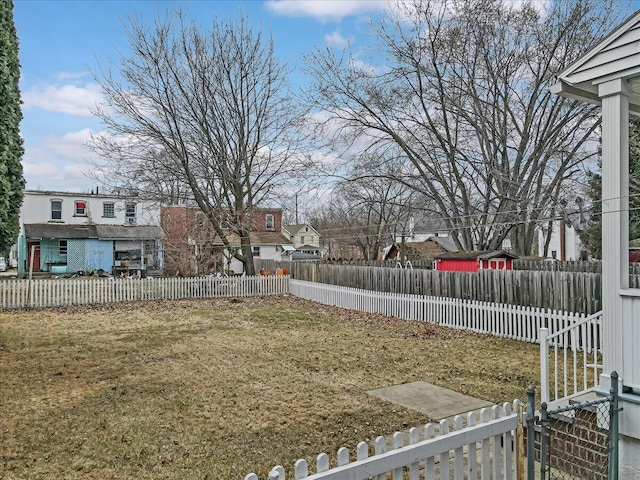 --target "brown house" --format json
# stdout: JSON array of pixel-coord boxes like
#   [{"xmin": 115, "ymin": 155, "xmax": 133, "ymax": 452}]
[
  {"xmin": 161, "ymin": 206, "xmax": 289, "ymax": 276},
  {"xmin": 385, "ymin": 236, "xmax": 458, "ymax": 261}
]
